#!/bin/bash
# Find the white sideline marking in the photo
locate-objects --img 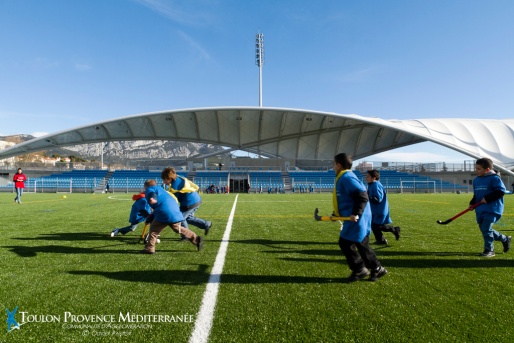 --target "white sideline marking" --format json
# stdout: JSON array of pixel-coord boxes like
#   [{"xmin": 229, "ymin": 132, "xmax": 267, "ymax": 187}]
[{"xmin": 189, "ymin": 194, "xmax": 239, "ymax": 343}]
